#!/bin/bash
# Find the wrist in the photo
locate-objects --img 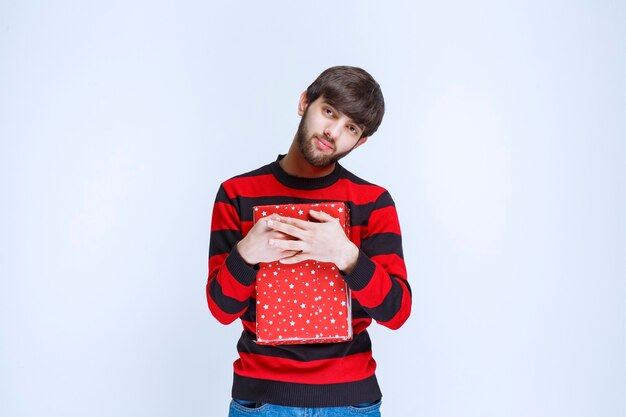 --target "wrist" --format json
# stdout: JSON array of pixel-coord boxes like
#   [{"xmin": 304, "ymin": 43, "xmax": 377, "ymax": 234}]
[
  {"xmin": 336, "ymin": 242, "xmax": 360, "ymax": 274},
  {"xmin": 236, "ymin": 240, "xmax": 257, "ymax": 266}
]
